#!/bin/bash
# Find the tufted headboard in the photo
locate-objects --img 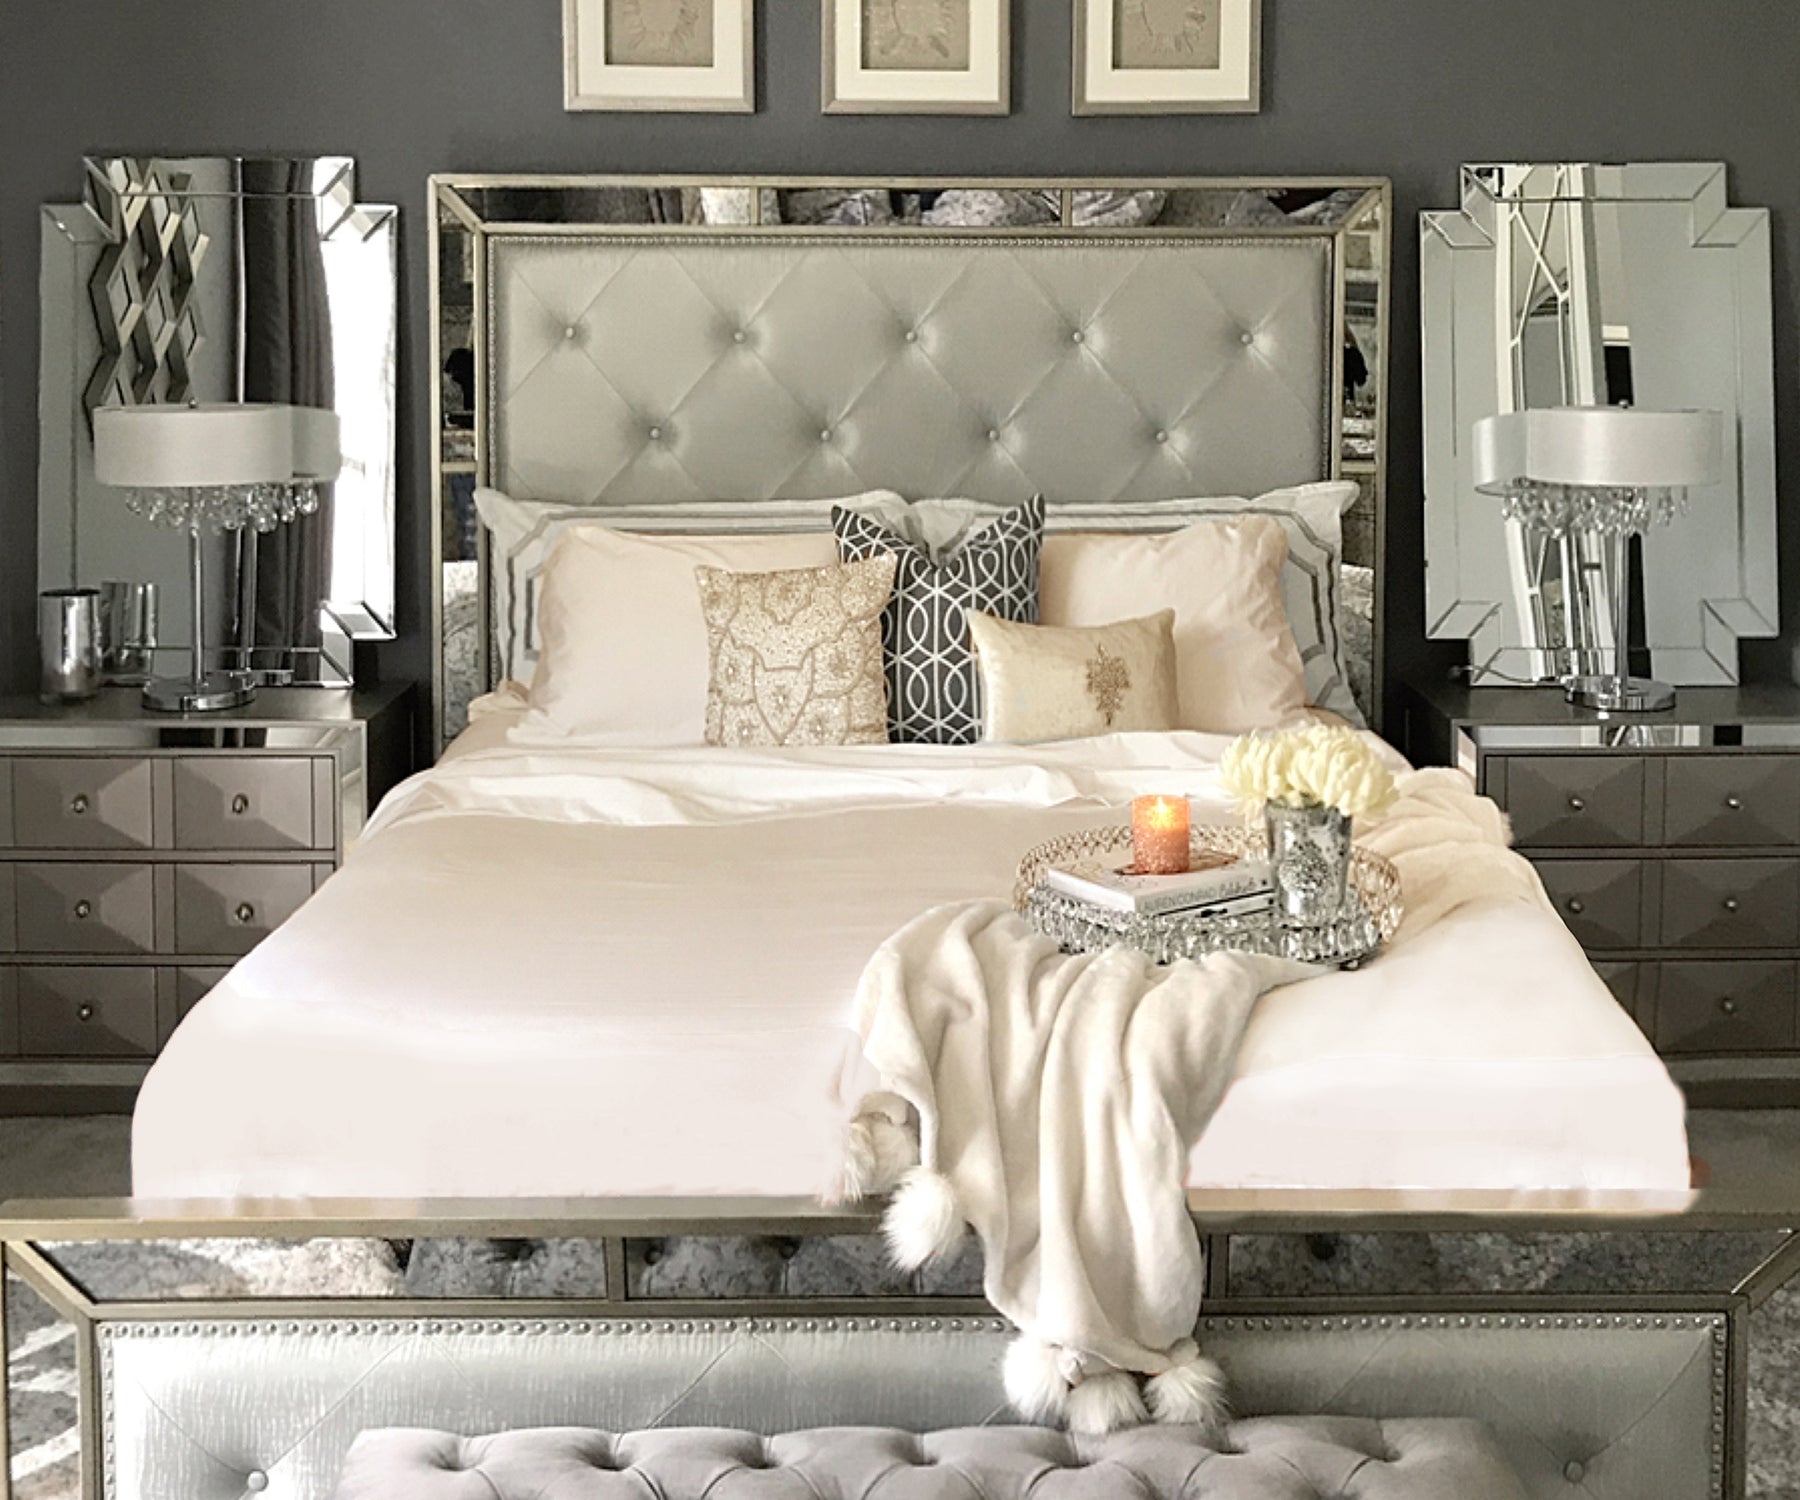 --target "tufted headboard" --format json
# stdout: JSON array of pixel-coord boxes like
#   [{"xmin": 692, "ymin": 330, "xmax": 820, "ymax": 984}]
[
  {"xmin": 485, "ymin": 234, "xmax": 1333, "ymax": 509},
  {"xmin": 431, "ymin": 176, "xmax": 1393, "ymax": 747}
]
